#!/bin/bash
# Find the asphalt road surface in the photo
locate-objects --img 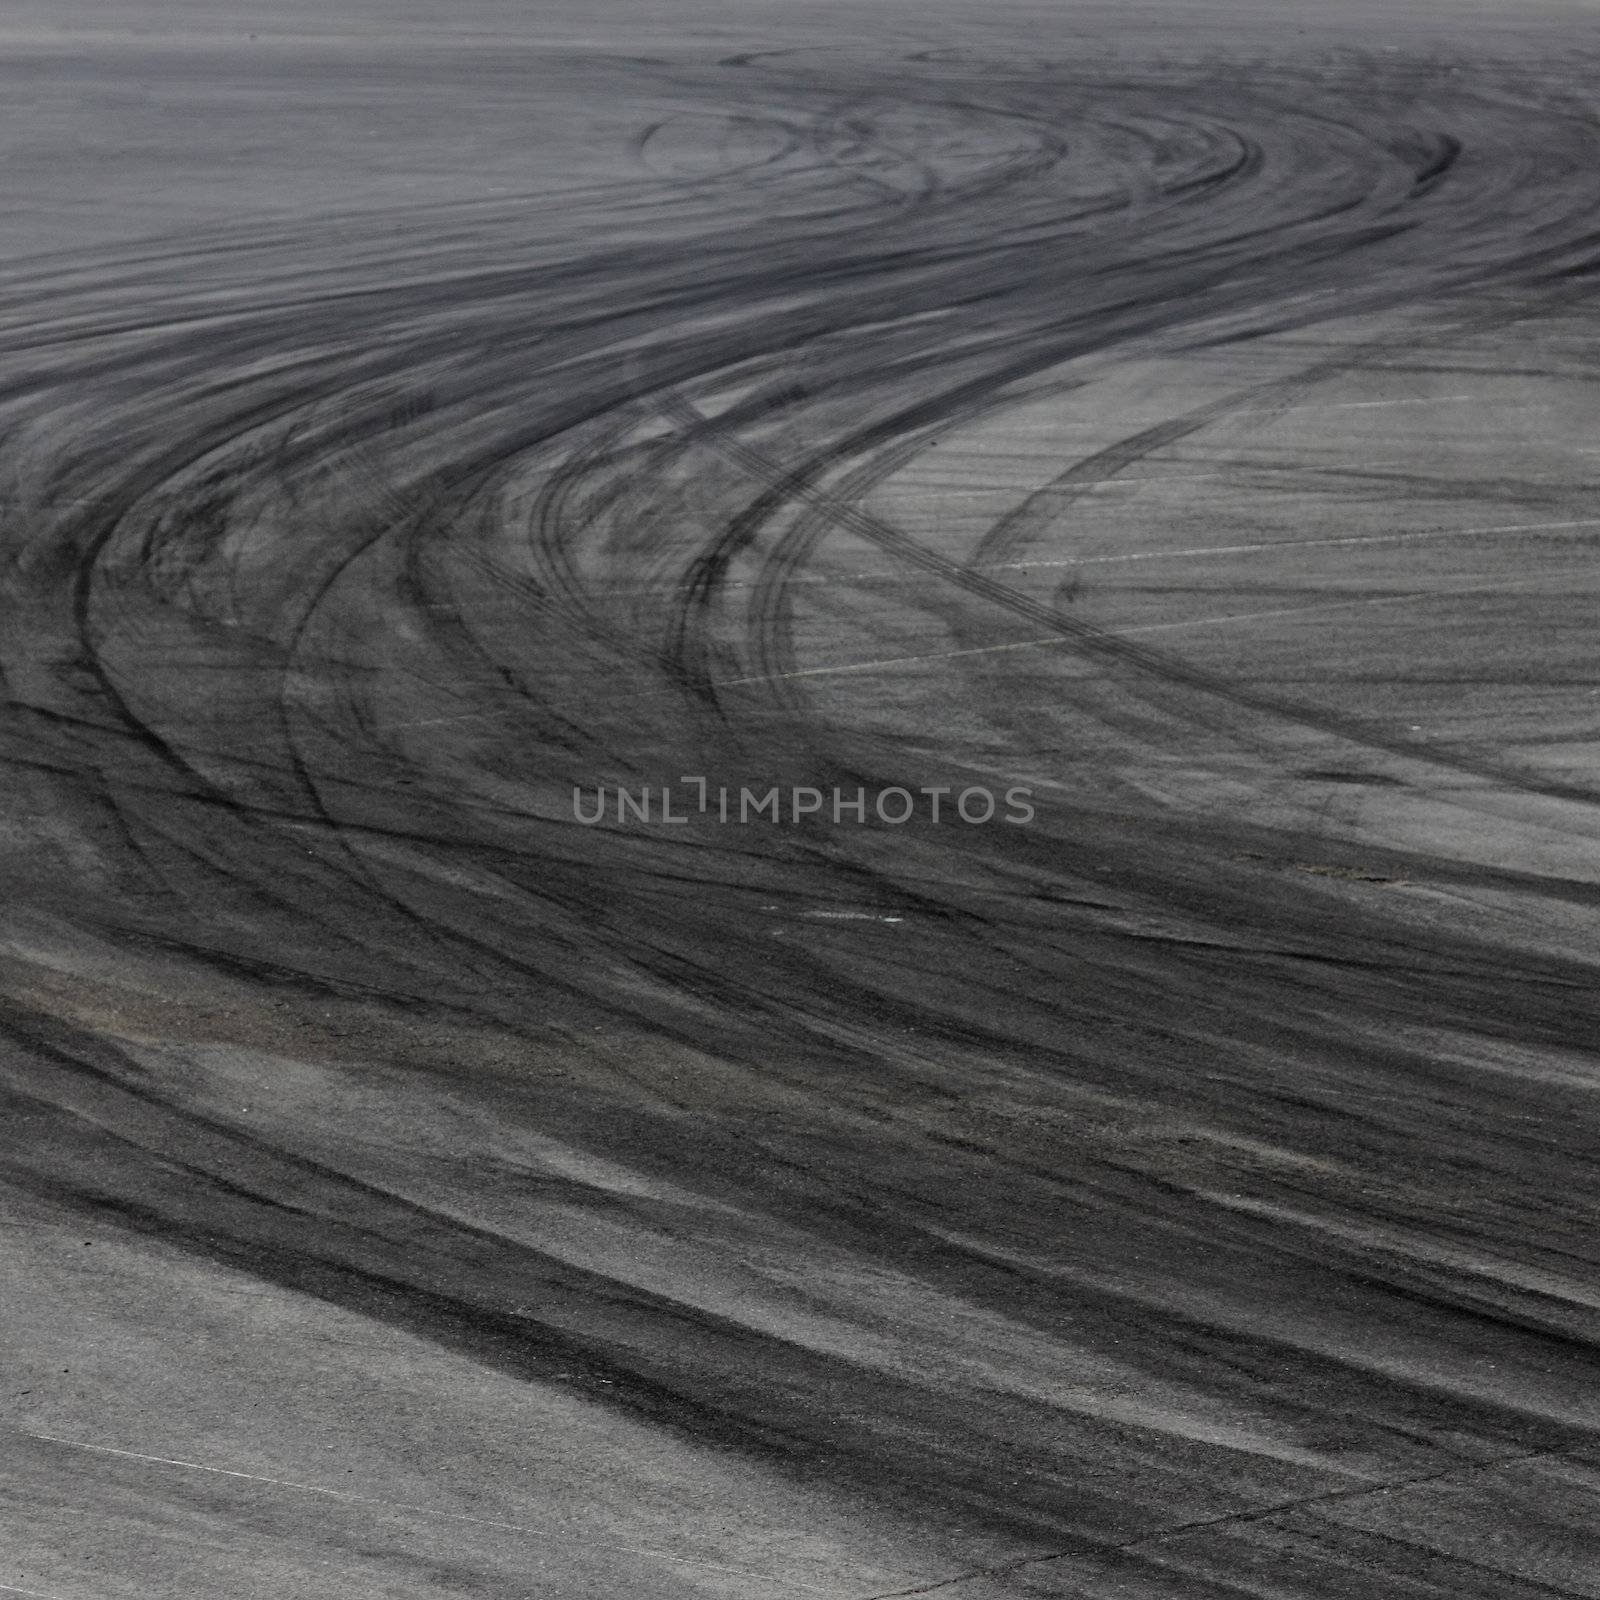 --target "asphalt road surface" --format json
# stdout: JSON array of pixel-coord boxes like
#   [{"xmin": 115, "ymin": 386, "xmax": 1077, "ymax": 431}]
[{"xmin": 4, "ymin": 4, "xmax": 1600, "ymax": 1596}]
